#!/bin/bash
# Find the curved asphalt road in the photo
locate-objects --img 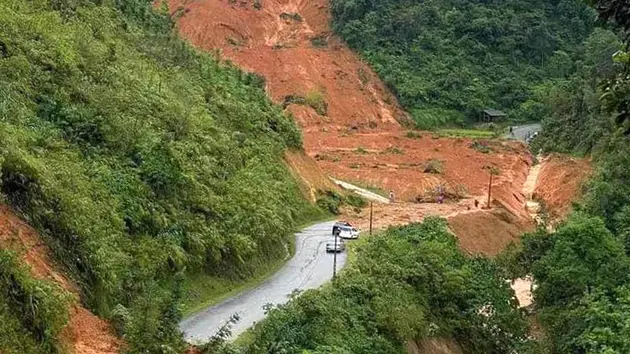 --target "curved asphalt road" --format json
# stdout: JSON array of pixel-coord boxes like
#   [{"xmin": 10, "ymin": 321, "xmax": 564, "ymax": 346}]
[
  {"xmin": 180, "ymin": 221, "xmax": 346, "ymax": 343},
  {"xmin": 506, "ymin": 123, "xmax": 541, "ymax": 142}
]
